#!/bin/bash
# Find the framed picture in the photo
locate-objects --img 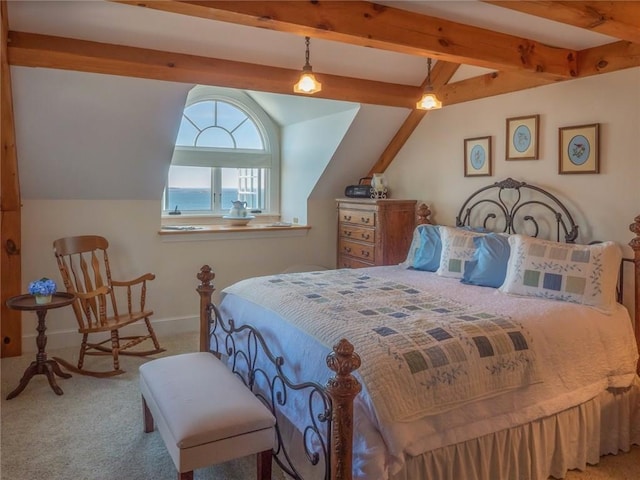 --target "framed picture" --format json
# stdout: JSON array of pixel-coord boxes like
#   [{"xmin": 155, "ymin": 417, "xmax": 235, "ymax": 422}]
[
  {"xmin": 559, "ymin": 123, "xmax": 599, "ymax": 174},
  {"xmin": 506, "ymin": 114, "xmax": 539, "ymax": 160},
  {"xmin": 464, "ymin": 136, "xmax": 492, "ymax": 177}
]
